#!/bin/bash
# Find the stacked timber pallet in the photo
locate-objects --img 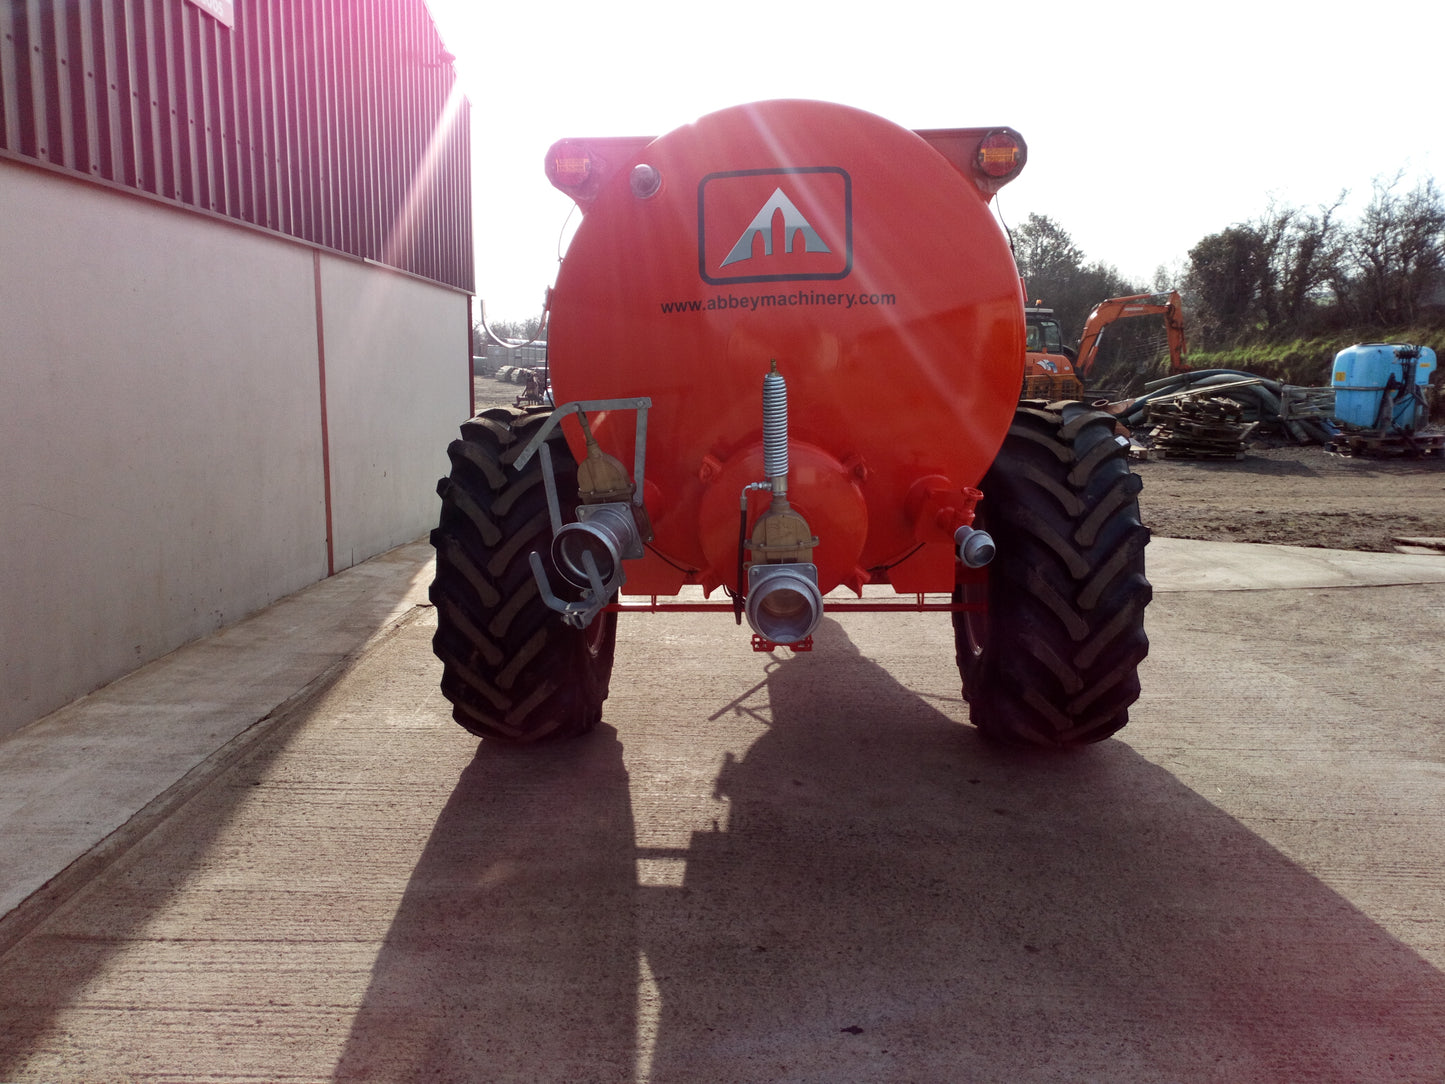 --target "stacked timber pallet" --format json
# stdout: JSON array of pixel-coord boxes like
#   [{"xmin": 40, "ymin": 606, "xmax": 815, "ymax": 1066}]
[
  {"xmin": 1118, "ymin": 370, "xmax": 1339, "ymax": 445},
  {"xmin": 1144, "ymin": 397, "xmax": 1257, "ymax": 459},
  {"xmin": 1329, "ymin": 429, "xmax": 1445, "ymax": 458}
]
